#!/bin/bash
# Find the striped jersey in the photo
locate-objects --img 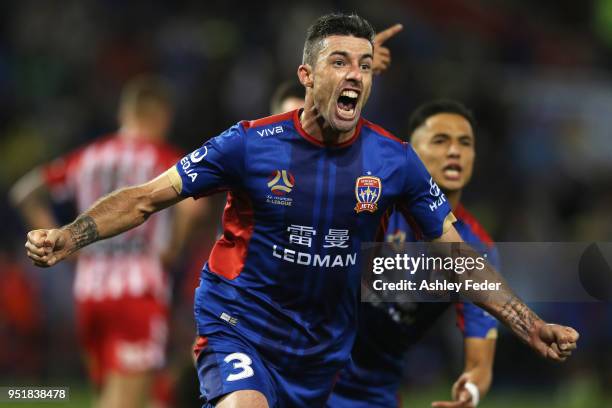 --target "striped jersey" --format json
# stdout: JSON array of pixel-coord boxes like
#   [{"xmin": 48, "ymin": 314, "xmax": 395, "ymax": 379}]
[
  {"xmin": 174, "ymin": 109, "xmax": 452, "ymax": 369},
  {"xmin": 43, "ymin": 133, "xmax": 182, "ymax": 302}
]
